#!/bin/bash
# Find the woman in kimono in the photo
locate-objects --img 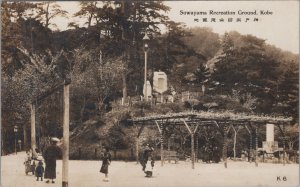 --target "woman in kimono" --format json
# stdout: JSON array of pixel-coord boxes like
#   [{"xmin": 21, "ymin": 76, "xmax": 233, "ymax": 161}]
[
  {"xmin": 43, "ymin": 137, "xmax": 61, "ymax": 183},
  {"xmin": 141, "ymin": 144, "xmax": 154, "ymax": 172},
  {"xmin": 100, "ymin": 147, "xmax": 111, "ymax": 182}
]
